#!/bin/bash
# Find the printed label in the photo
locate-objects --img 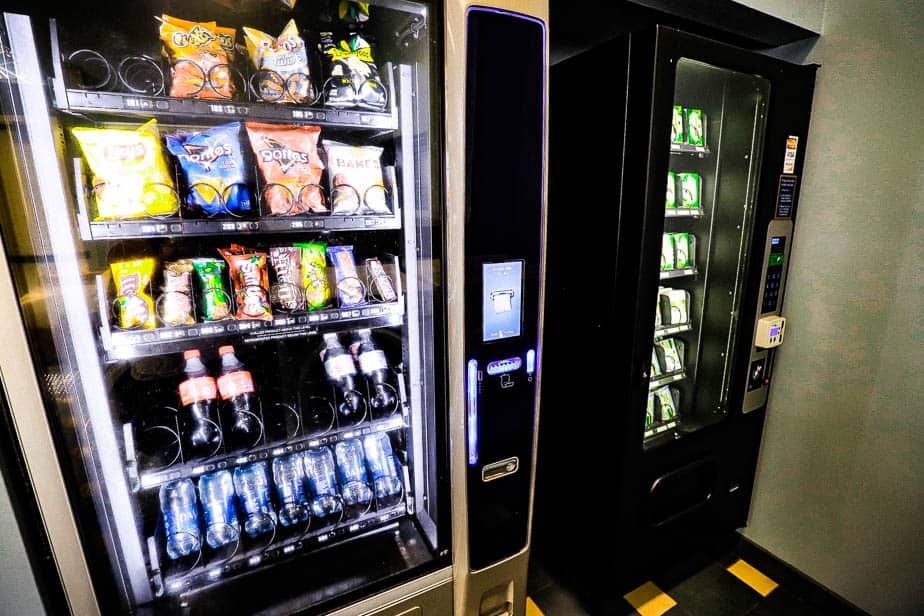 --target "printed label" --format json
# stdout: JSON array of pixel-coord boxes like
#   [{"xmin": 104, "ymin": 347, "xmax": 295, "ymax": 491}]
[
  {"xmin": 325, "ymin": 354, "xmax": 355, "ymax": 379},
  {"xmin": 217, "ymin": 371, "xmax": 255, "ymax": 400},
  {"xmin": 783, "ymin": 135, "xmax": 799, "ymax": 174},
  {"xmin": 179, "ymin": 376, "xmax": 218, "ymax": 406},
  {"xmin": 358, "ymin": 350, "xmax": 388, "ymax": 374}
]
